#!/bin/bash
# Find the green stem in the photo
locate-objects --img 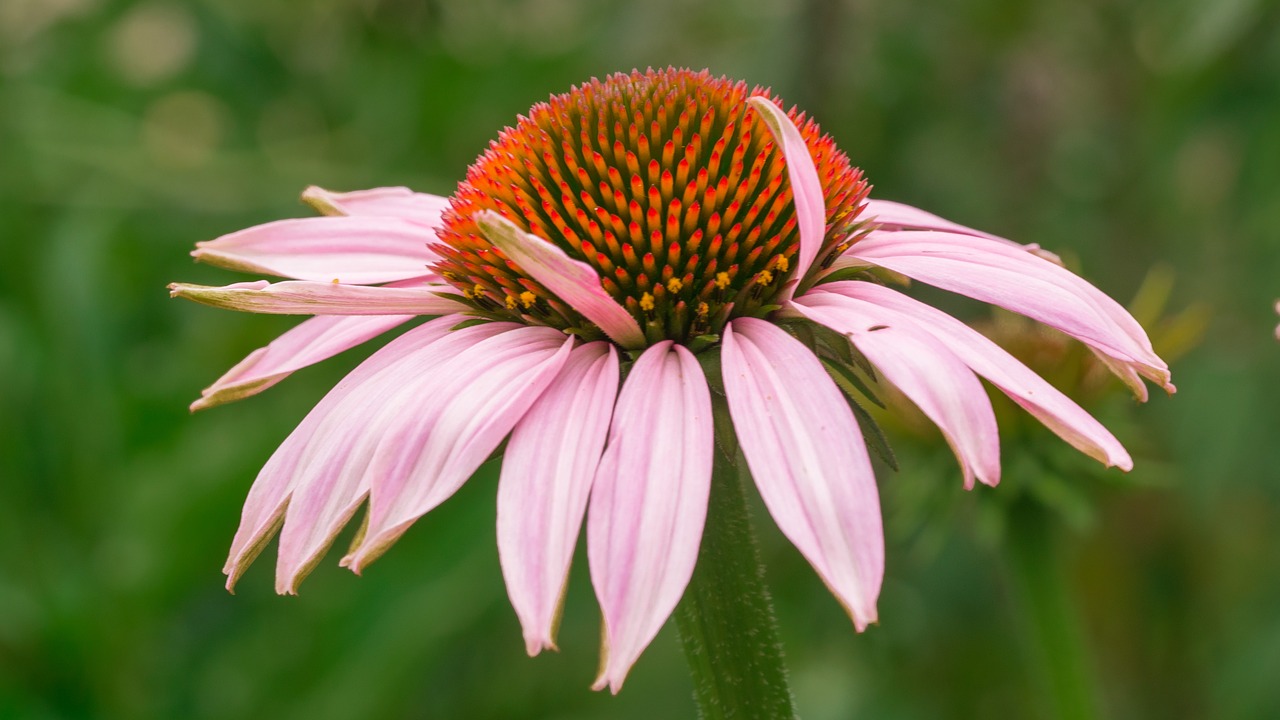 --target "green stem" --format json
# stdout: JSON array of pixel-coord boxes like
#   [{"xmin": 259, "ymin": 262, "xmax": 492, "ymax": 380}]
[
  {"xmin": 673, "ymin": 392, "xmax": 797, "ymax": 720},
  {"xmin": 1006, "ymin": 498, "xmax": 1100, "ymax": 720}
]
